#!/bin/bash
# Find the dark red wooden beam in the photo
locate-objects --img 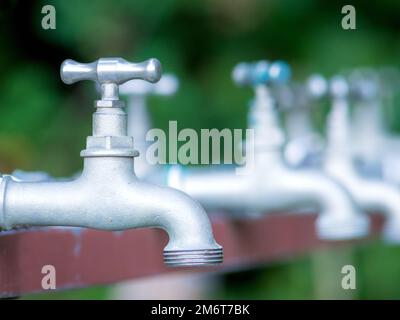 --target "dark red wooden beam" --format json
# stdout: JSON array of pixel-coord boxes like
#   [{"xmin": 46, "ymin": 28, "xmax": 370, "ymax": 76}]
[{"xmin": 0, "ymin": 213, "xmax": 384, "ymax": 297}]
